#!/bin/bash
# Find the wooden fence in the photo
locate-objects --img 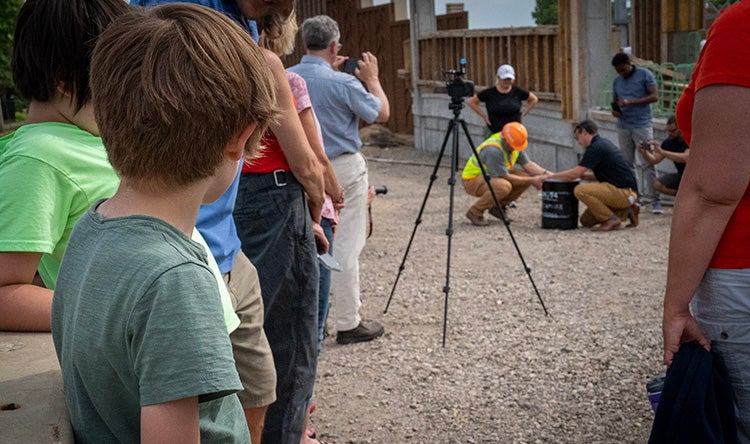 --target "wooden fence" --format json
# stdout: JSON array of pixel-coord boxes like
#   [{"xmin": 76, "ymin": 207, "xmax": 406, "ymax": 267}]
[
  {"xmin": 288, "ymin": 1, "xmax": 467, "ymax": 134},
  {"xmin": 417, "ymin": 26, "xmax": 560, "ymax": 102},
  {"xmin": 290, "ymin": 1, "xmax": 558, "ymax": 132},
  {"xmin": 289, "ymin": 1, "xmax": 713, "ymax": 133}
]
